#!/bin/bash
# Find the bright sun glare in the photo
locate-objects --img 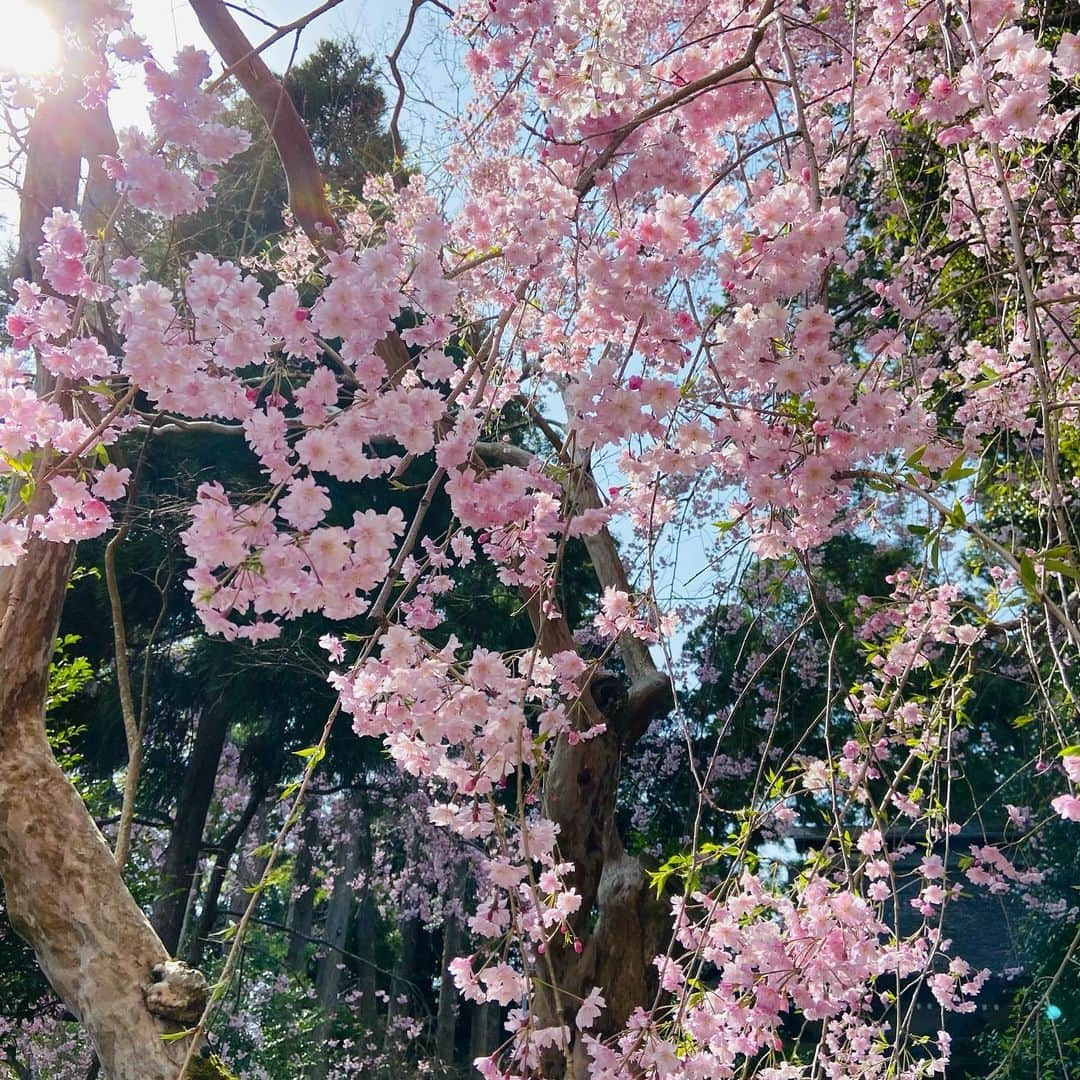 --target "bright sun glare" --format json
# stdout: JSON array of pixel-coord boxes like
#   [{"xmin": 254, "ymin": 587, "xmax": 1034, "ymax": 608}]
[{"xmin": 1, "ymin": 2, "xmax": 61, "ymax": 77}]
